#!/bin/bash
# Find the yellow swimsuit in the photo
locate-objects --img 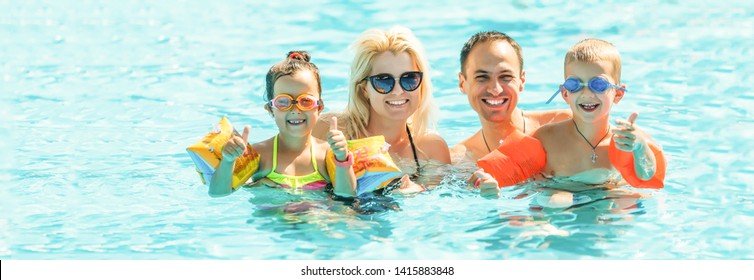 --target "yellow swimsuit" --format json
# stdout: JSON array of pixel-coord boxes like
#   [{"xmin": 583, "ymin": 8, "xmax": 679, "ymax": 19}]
[{"xmin": 265, "ymin": 135, "xmax": 328, "ymax": 191}]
